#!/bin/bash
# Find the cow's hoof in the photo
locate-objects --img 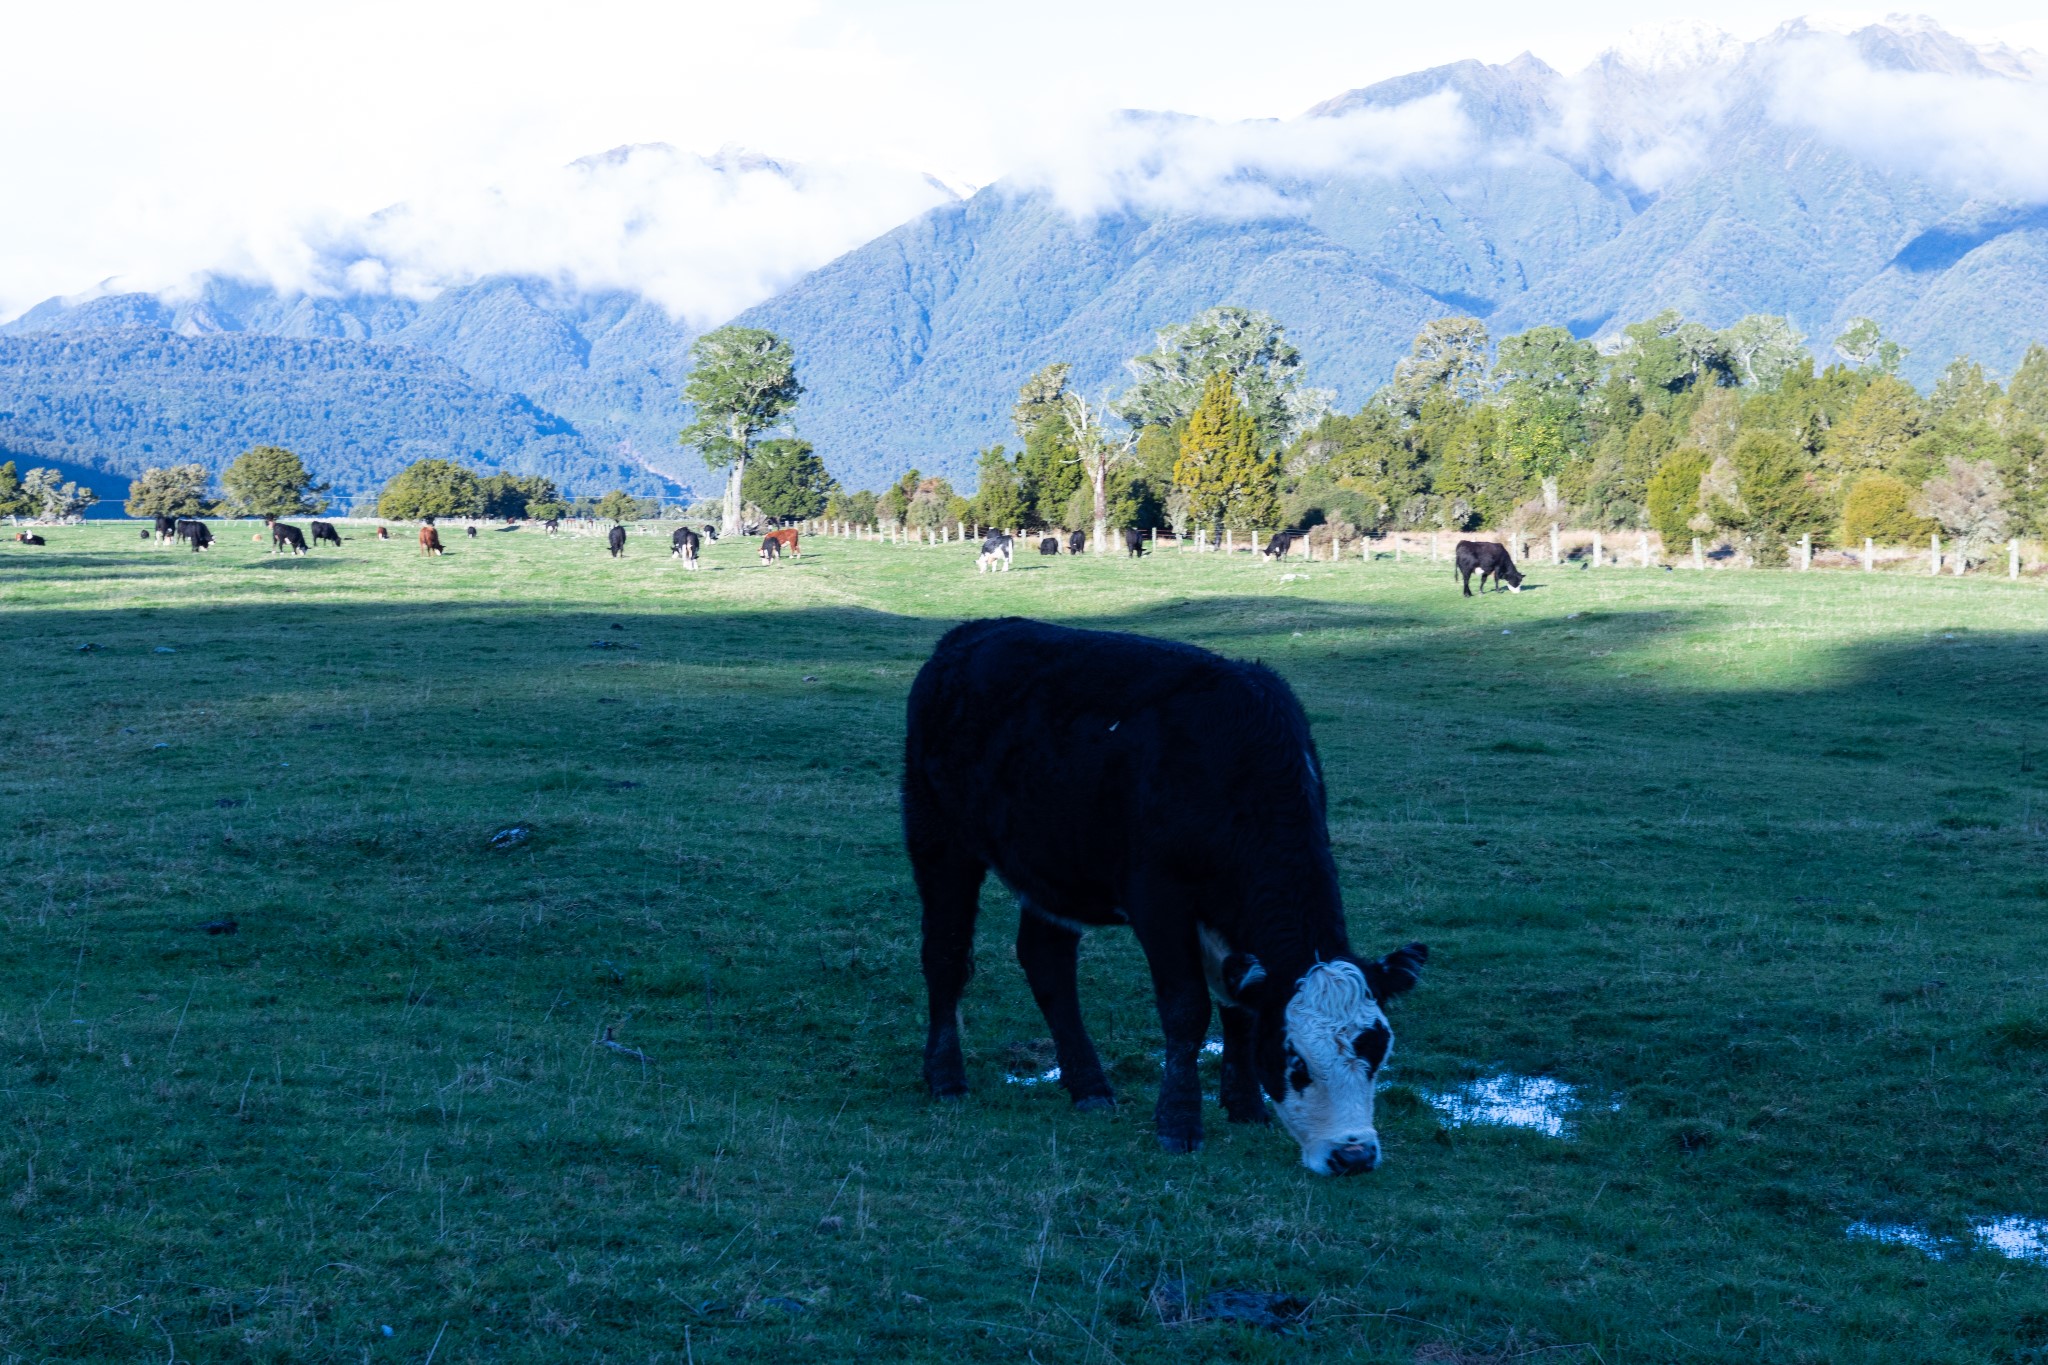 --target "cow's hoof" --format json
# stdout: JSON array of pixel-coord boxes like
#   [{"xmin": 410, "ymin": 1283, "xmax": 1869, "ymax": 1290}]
[
  {"xmin": 1156, "ymin": 1132, "xmax": 1204, "ymax": 1154},
  {"xmin": 1072, "ymin": 1093, "xmax": 1116, "ymax": 1113}
]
